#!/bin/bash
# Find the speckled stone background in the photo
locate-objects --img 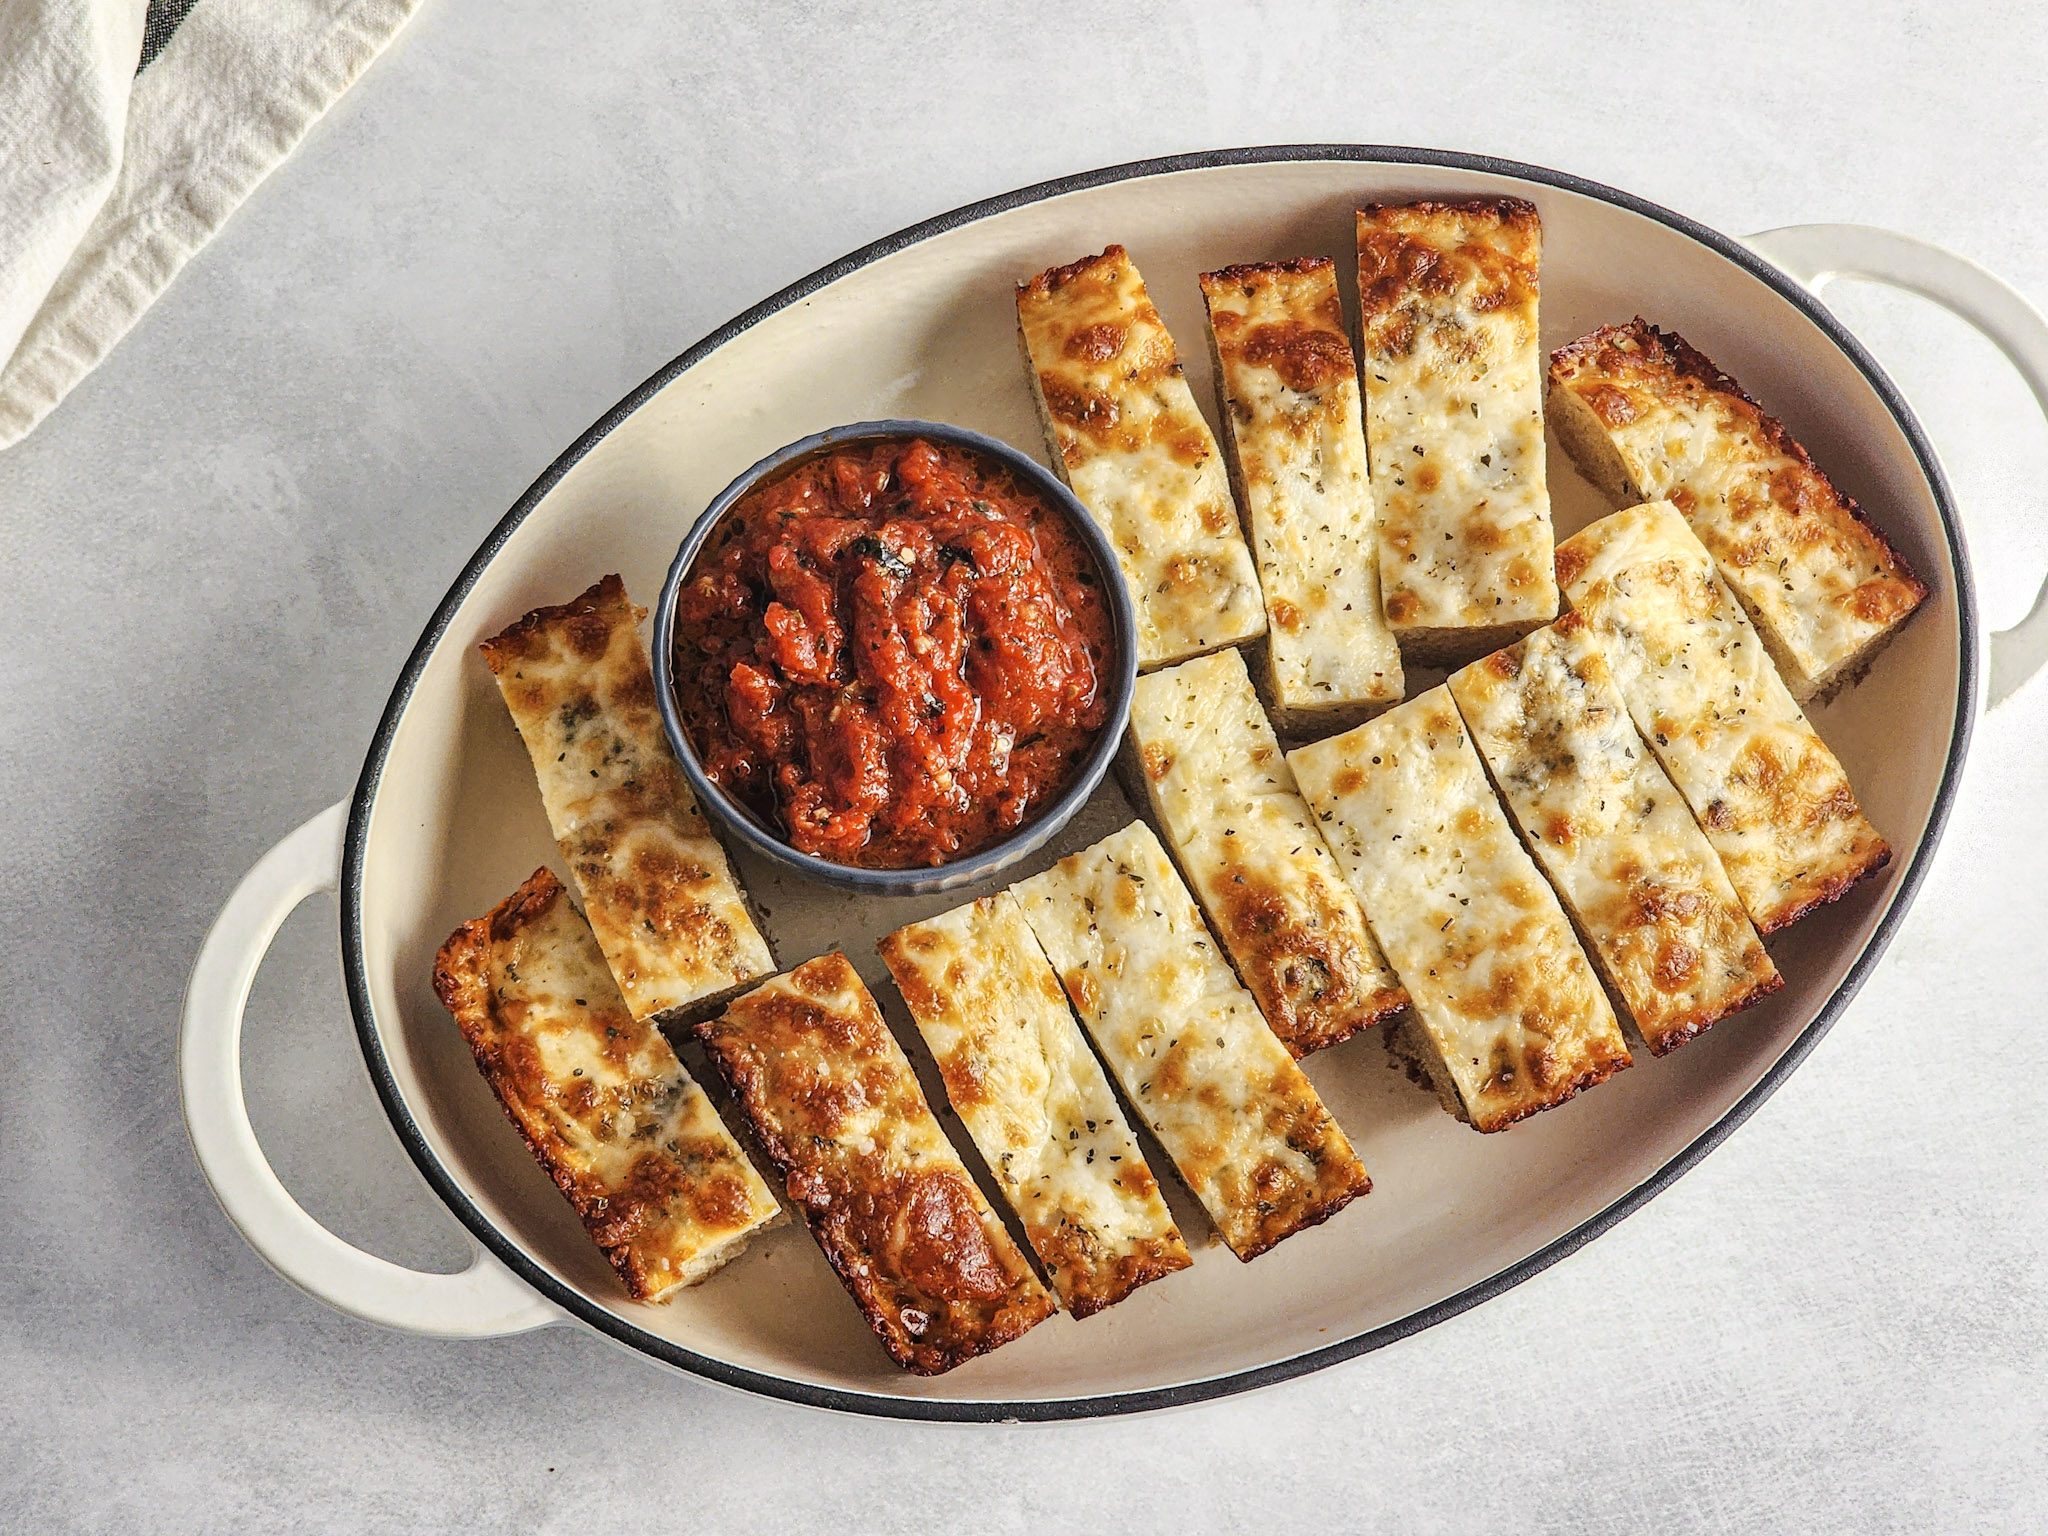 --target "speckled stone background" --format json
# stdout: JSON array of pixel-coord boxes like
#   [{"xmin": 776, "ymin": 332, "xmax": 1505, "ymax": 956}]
[{"xmin": 5, "ymin": 2, "xmax": 2046, "ymax": 1530}]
